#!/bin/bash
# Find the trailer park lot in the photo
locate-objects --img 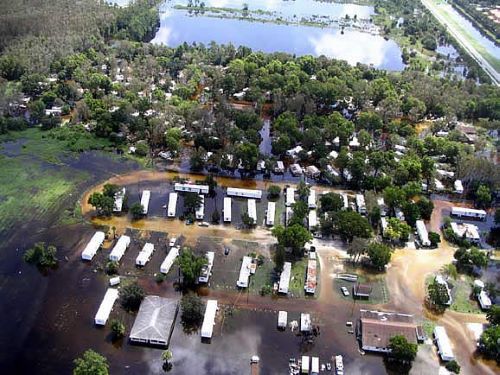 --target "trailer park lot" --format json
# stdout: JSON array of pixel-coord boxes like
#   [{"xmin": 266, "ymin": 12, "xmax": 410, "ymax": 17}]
[{"xmin": 75, "ymin": 169, "xmax": 500, "ymax": 375}]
